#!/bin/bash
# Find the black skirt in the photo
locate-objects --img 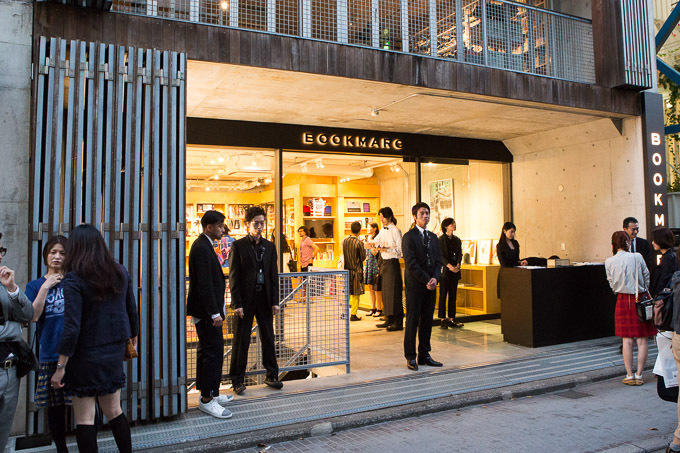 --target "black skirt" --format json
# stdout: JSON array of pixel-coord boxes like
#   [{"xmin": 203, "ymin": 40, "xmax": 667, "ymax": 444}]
[{"xmin": 64, "ymin": 340, "xmax": 126, "ymax": 397}]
